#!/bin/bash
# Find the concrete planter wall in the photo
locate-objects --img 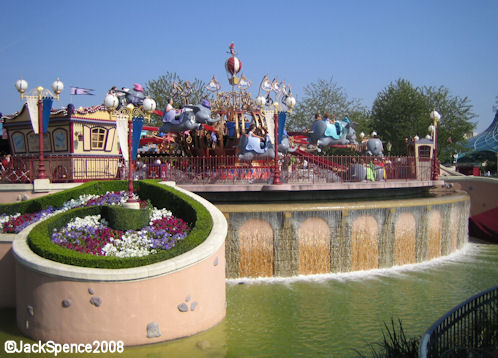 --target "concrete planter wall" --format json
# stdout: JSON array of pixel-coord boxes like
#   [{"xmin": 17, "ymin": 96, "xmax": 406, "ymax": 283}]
[
  {"xmin": 0, "ymin": 236, "xmax": 16, "ymax": 307},
  {"xmin": 10, "ymin": 184, "xmax": 227, "ymax": 346}
]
